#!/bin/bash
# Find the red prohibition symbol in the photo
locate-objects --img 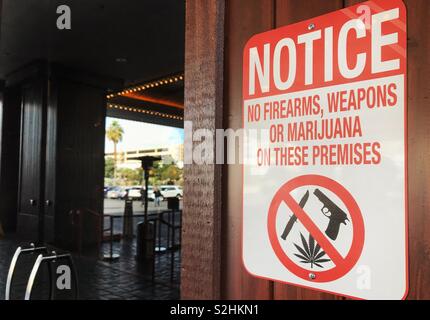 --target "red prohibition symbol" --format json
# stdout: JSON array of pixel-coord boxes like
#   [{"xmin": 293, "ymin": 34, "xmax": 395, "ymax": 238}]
[{"xmin": 267, "ymin": 175, "xmax": 365, "ymax": 283}]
